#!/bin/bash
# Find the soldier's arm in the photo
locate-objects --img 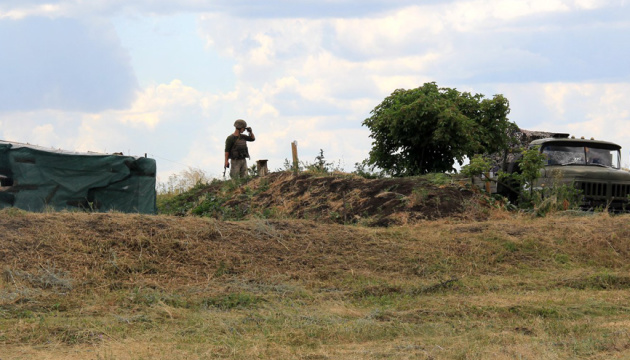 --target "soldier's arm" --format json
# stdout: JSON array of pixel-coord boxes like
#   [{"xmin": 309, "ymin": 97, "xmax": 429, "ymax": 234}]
[
  {"xmin": 224, "ymin": 137, "xmax": 234, "ymax": 167},
  {"xmin": 247, "ymin": 128, "xmax": 255, "ymax": 141}
]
